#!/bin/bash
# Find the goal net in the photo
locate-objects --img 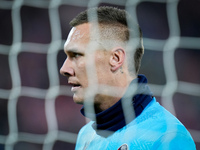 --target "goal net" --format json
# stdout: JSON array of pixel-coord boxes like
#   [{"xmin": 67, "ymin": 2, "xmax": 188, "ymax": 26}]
[{"xmin": 0, "ymin": 0, "xmax": 199, "ymax": 150}]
